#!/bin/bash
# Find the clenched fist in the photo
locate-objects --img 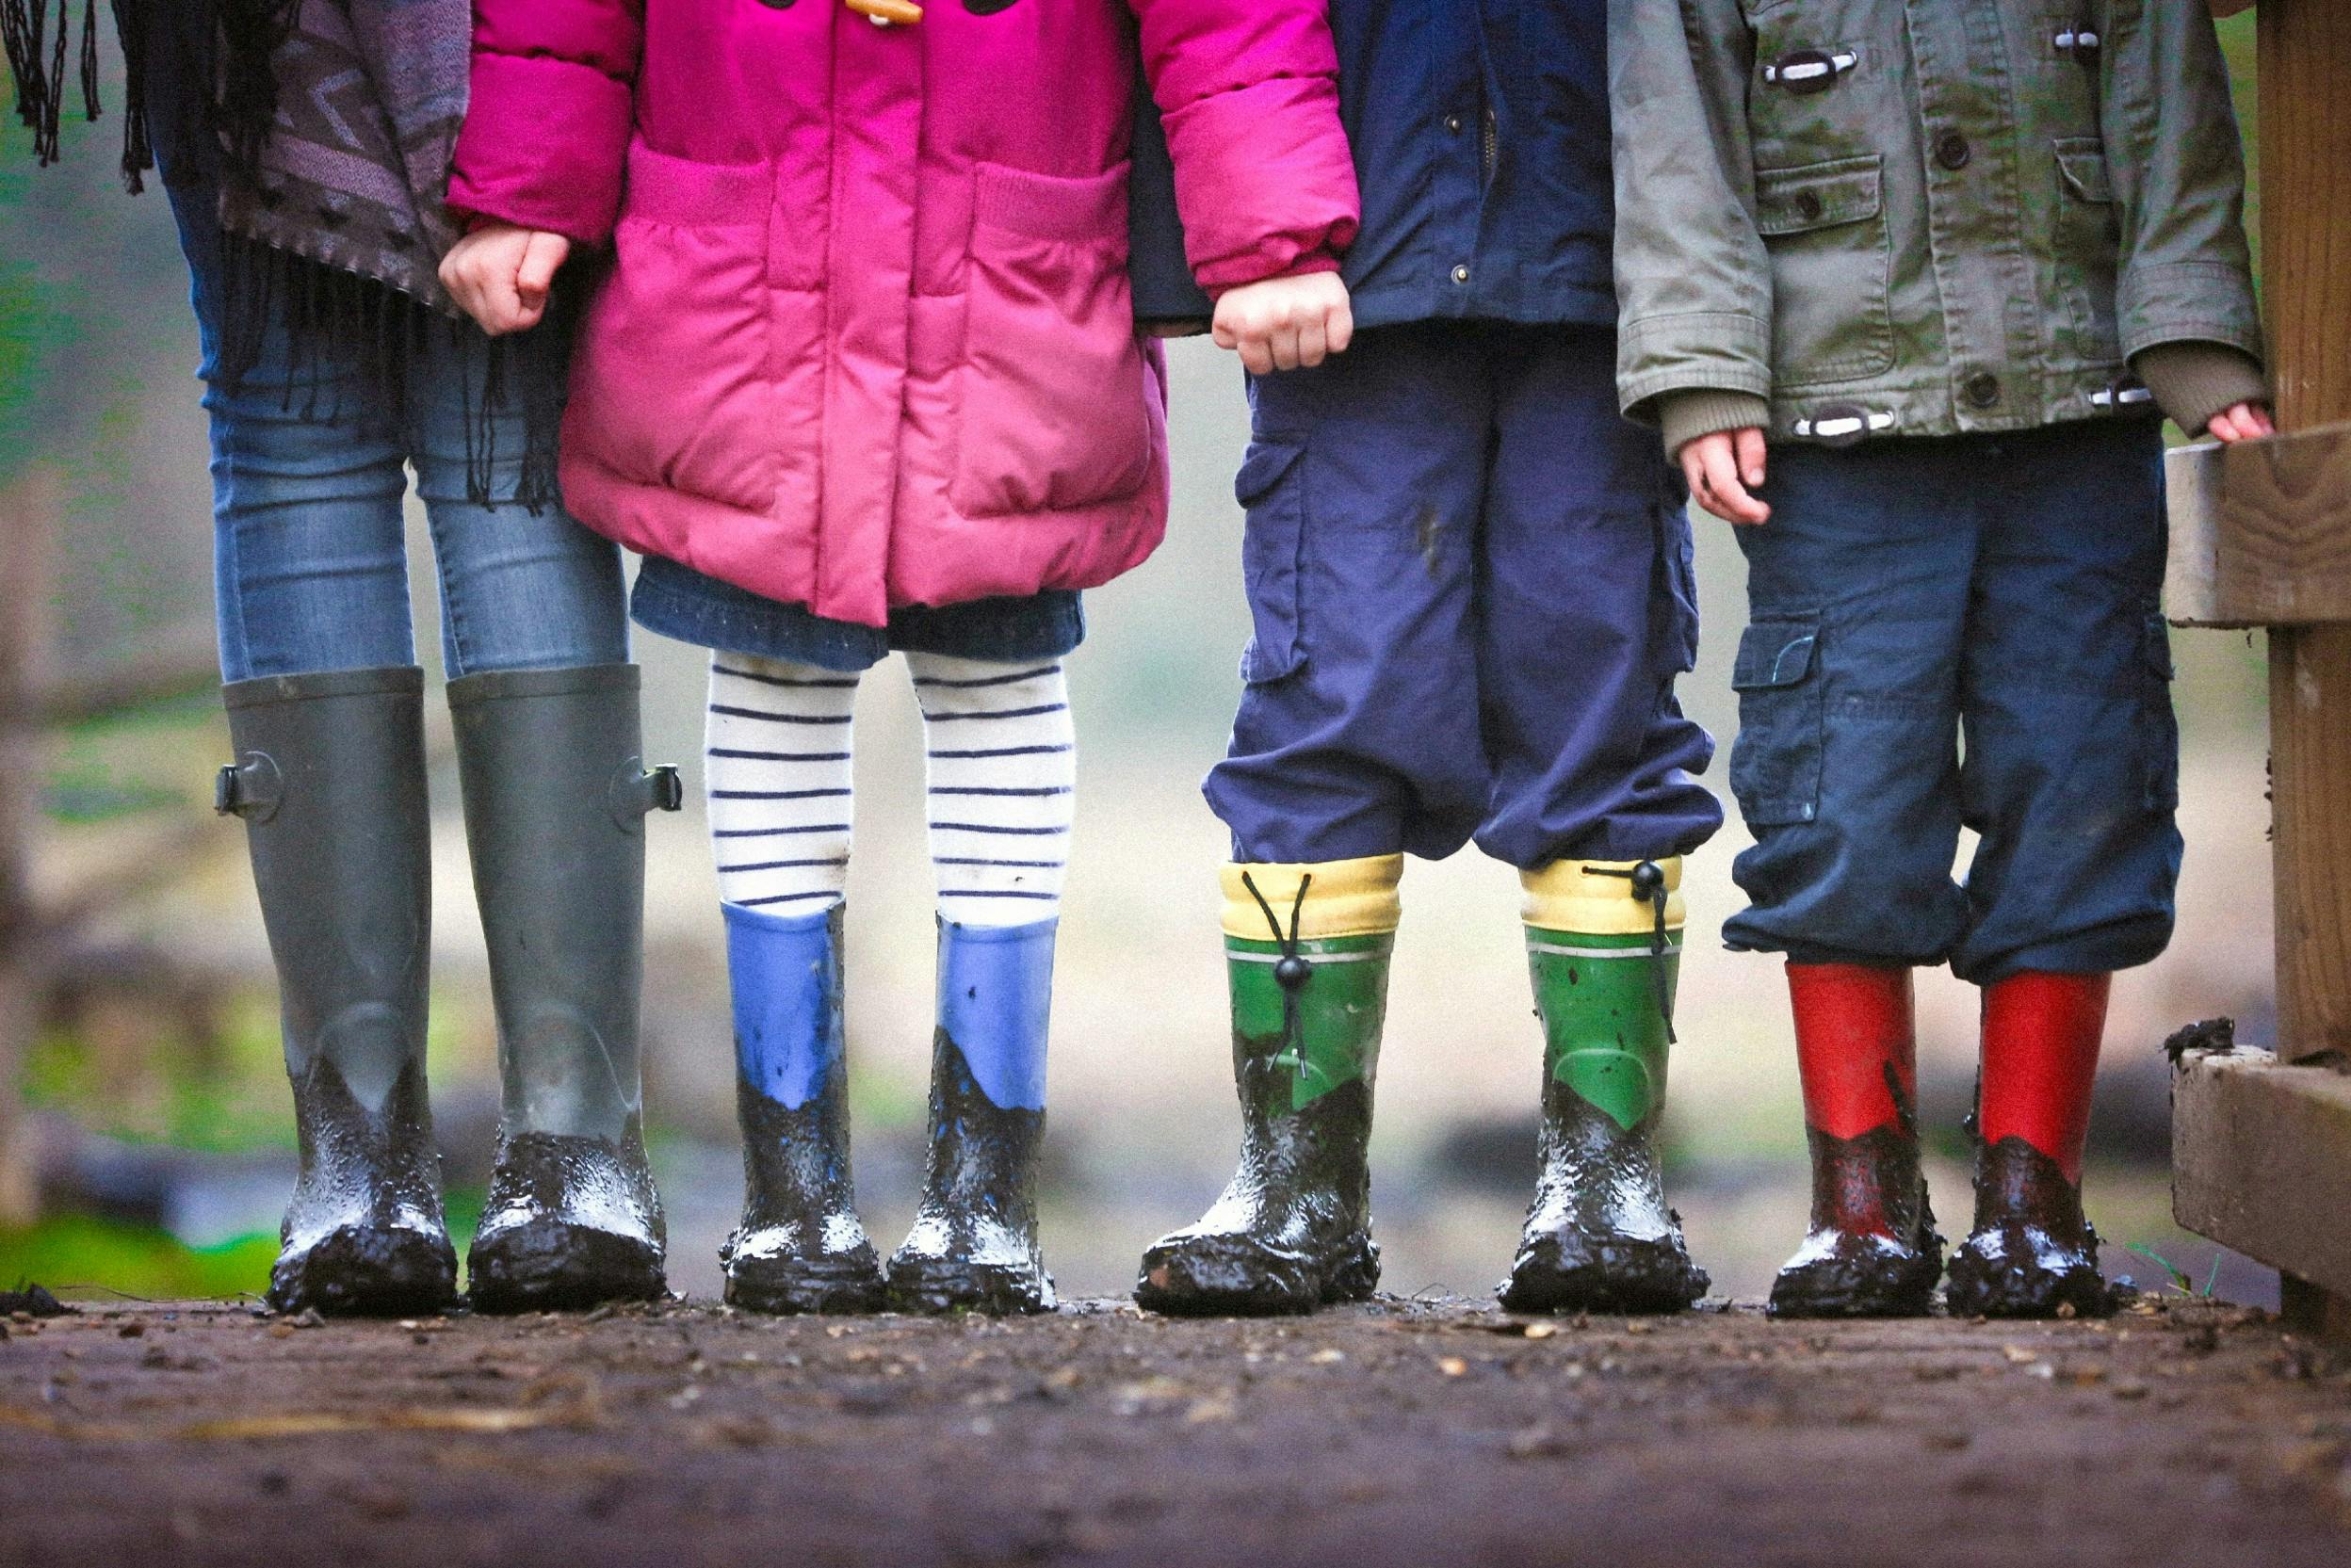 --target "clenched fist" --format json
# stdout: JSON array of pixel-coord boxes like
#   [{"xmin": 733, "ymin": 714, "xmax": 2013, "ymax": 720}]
[
  {"xmin": 439, "ymin": 221, "xmax": 573, "ymax": 337},
  {"xmin": 1211, "ymin": 271, "xmax": 1354, "ymax": 376}
]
